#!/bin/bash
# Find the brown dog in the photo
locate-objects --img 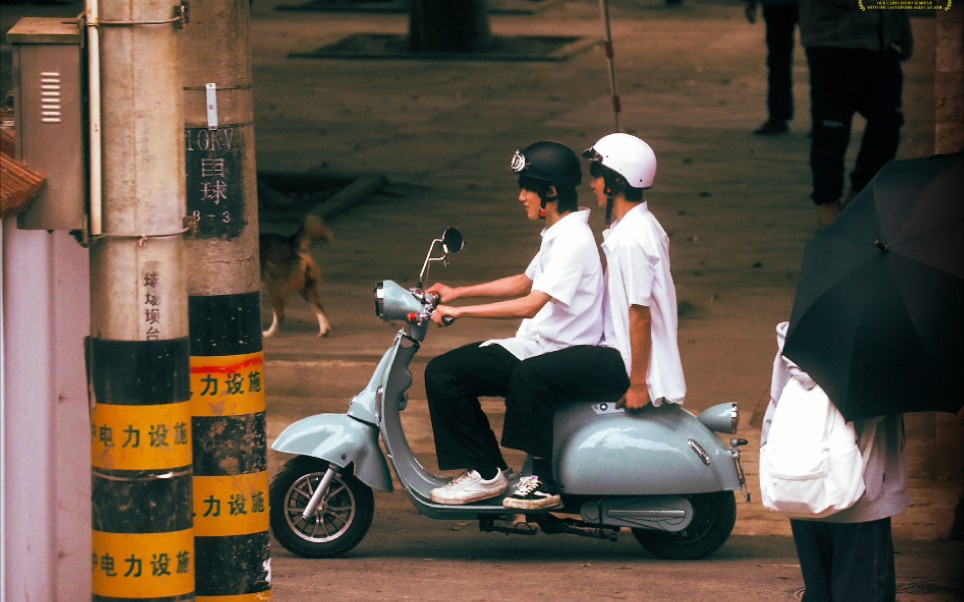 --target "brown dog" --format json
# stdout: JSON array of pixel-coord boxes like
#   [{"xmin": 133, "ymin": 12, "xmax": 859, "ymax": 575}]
[{"xmin": 259, "ymin": 213, "xmax": 333, "ymax": 338}]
